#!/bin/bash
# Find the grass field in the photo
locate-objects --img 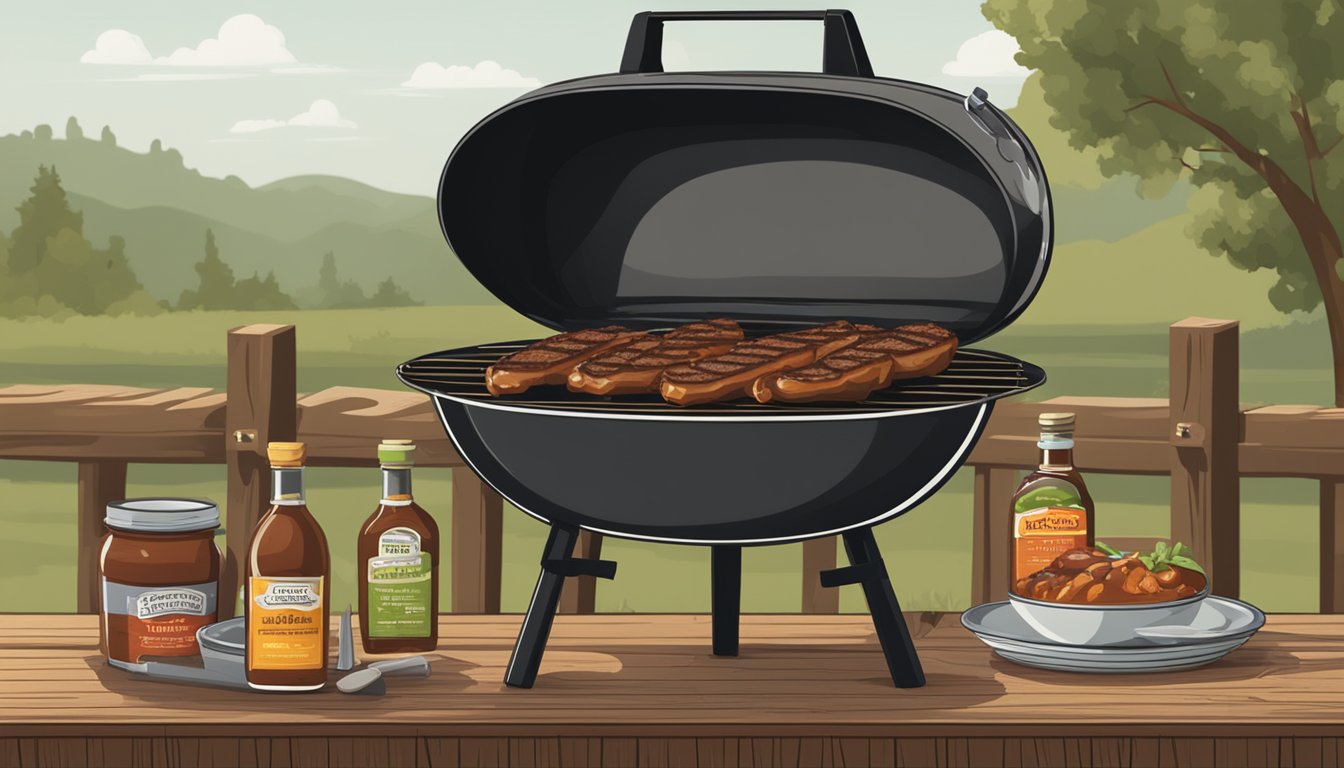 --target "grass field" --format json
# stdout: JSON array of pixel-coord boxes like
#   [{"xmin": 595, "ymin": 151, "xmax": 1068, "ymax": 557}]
[{"xmin": 0, "ymin": 301, "xmax": 1334, "ymax": 615}]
